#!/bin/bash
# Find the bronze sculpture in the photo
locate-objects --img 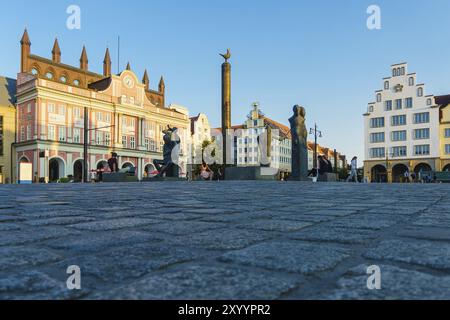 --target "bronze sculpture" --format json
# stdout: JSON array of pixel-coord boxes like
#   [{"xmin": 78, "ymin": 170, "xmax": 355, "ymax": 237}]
[
  {"xmin": 153, "ymin": 125, "xmax": 181, "ymax": 178},
  {"xmin": 289, "ymin": 105, "xmax": 308, "ymax": 180}
]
